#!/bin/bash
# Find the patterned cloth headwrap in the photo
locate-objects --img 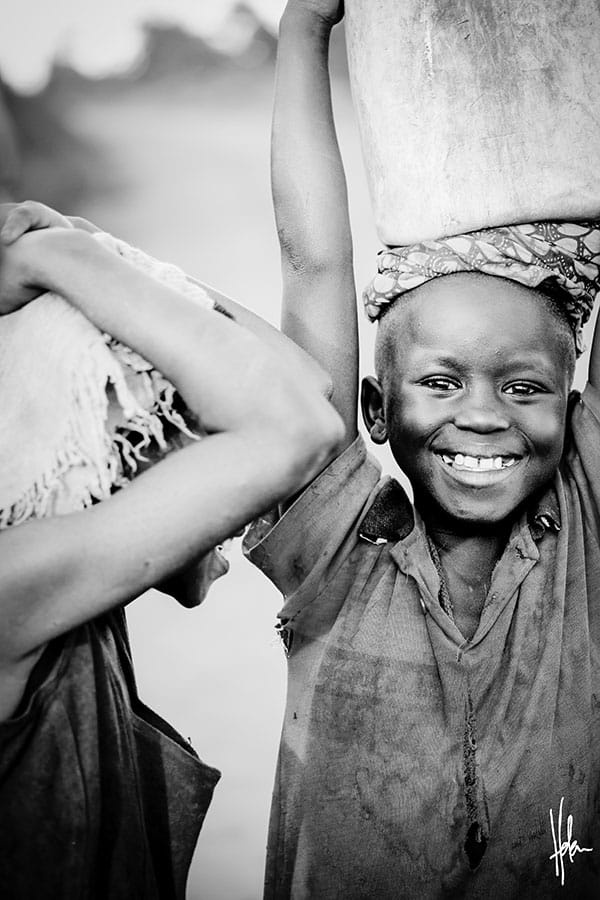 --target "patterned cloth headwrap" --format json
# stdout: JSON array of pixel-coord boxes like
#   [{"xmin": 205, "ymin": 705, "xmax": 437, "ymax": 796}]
[{"xmin": 363, "ymin": 221, "xmax": 600, "ymax": 356}]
